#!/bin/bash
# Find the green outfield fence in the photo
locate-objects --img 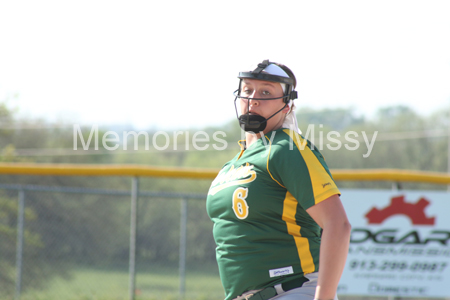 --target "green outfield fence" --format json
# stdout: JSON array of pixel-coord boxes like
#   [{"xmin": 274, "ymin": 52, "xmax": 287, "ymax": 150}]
[{"xmin": 1, "ymin": 163, "xmax": 450, "ymax": 300}]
